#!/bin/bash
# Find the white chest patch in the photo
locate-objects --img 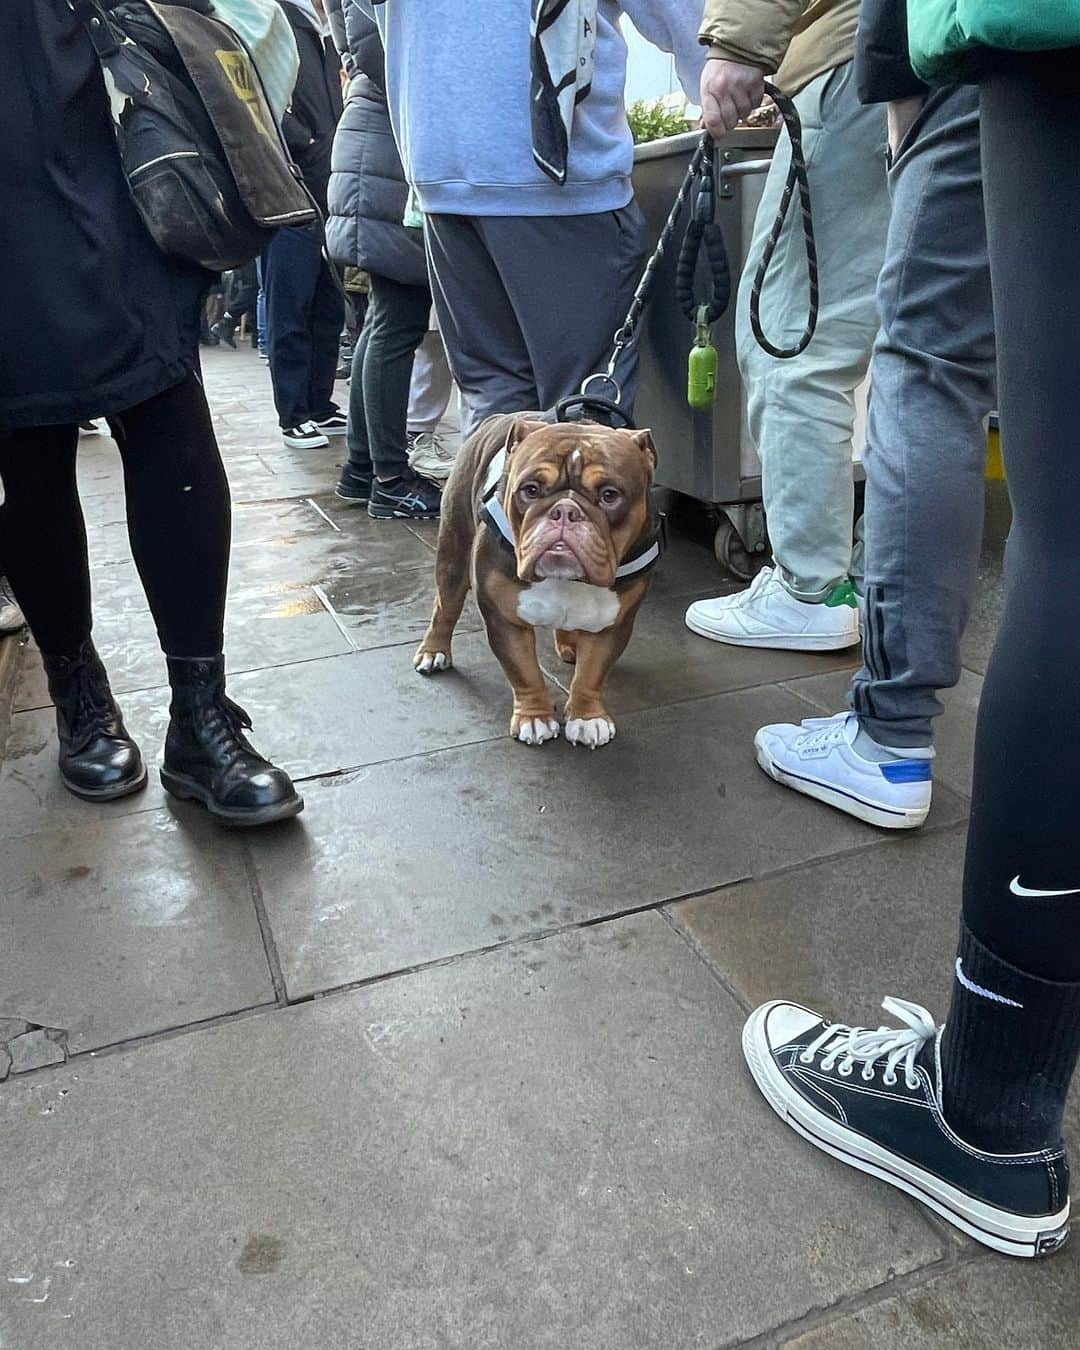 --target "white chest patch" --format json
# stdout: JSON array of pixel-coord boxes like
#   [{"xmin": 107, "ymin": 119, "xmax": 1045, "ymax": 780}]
[{"xmin": 516, "ymin": 578, "xmax": 620, "ymax": 633}]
